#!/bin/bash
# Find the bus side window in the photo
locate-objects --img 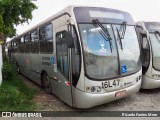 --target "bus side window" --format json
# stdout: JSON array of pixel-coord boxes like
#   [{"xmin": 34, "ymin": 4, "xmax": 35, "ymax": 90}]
[
  {"xmin": 31, "ymin": 29, "xmax": 39, "ymax": 53},
  {"xmin": 40, "ymin": 23, "xmax": 53, "ymax": 53},
  {"xmin": 15, "ymin": 39, "xmax": 19, "ymax": 53},
  {"xmin": 12, "ymin": 40, "xmax": 19, "ymax": 53},
  {"xmin": 19, "ymin": 37, "xmax": 24, "ymax": 53},
  {"xmin": 24, "ymin": 34, "xmax": 30, "ymax": 53}
]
